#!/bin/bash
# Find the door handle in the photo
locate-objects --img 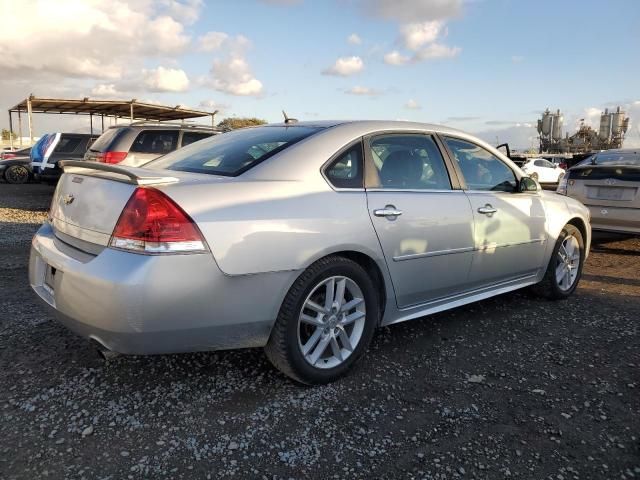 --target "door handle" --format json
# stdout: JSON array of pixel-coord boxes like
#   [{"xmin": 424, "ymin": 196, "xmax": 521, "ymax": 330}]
[
  {"xmin": 477, "ymin": 204, "xmax": 497, "ymax": 215},
  {"xmin": 374, "ymin": 206, "xmax": 403, "ymax": 218}
]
